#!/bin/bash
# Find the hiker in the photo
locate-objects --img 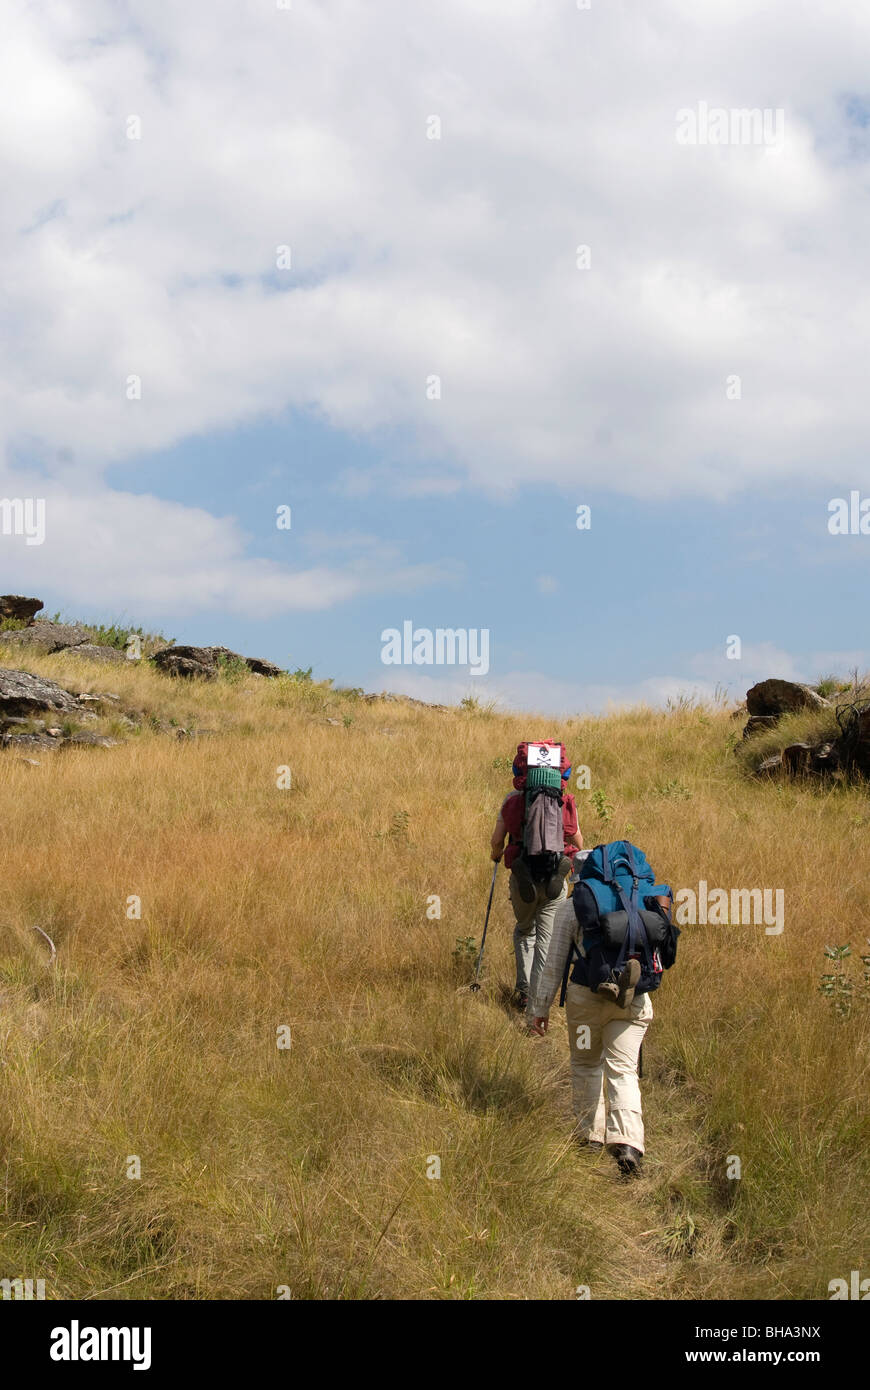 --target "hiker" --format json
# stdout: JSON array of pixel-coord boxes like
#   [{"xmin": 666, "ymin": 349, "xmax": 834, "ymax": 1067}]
[
  {"xmin": 528, "ymin": 841, "xmax": 678, "ymax": 1176},
  {"xmin": 490, "ymin": 741, "xmax": 582, "ymax": 1016}
]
